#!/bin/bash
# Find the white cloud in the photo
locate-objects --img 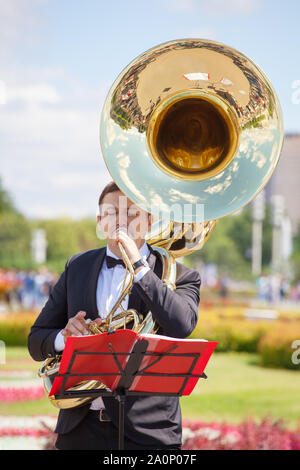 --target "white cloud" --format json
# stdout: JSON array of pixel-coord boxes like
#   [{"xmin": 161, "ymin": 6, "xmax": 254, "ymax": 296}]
[
  {"xmin": 1, "ymin": 103, "xmax": 97, "ymax": 150},
  {"xmin": 26, "ymin": 202, "xmax": 100, "ymax": 220},
  {"xmin": 0, "ymin": 67, "xmax": 112, "ymax": 219},
  {"xmin": 206, "ymin": 0, "xmax": 260, "ymax": 14},
  {"xmin": 5, "ymin": 83, "xmax": 60, "ymax": 104},
  {"xmin": 164, "ymin": 0, "xmax": 261, "ymax": 14},
  {"xmin": 52, "ymin": 171, "xmax": 107, "ymax": 190}
]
